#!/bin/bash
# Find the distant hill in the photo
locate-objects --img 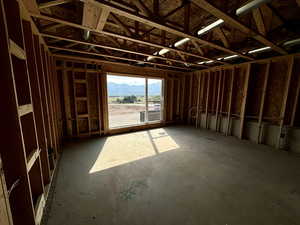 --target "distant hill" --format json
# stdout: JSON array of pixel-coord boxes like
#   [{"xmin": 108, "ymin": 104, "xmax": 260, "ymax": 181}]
[{"xmin": 107, "ymin": 82, "xmax": 161, "ymax": 96}]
